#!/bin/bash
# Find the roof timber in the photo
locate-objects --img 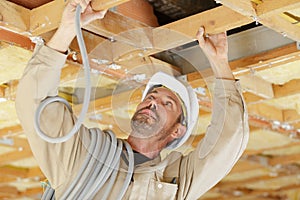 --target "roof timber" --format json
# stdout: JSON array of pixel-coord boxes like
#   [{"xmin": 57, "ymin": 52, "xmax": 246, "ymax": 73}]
[
  {"xmin": 0, "ymin": 0, "xmax": 30, "ymax": 33},
  {"xmin": 0, "ymin": 185, "xmax": 43, "ymax": 199},
  {"xmin": 0, "ymin": 165, "xmax": 43, "ymax": 179},
  {"xmin": 0, "ymin": 148, "xmax": 33, "ymax": 165},
  {"xmin": 220, "ymin": 0, "xmax": 300, "ymax": 41},
  {"xmin": 91, "ymin": 0, "xmax": 130, "ymax": 11}
]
